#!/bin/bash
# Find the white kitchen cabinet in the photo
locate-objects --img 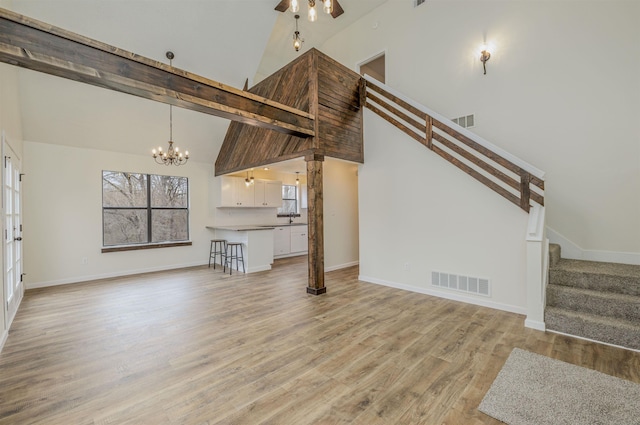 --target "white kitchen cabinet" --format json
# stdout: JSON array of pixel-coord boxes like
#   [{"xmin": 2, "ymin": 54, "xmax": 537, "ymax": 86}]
[
  {"xmin": 220, "ymin": 176, "xmax": 254, "ymax": 207},
  {"xmin": 274, "ymin": 225, "xmax": 308, "ymax": 258},
  {"xmin": 290, "ymin": 225, "xmax": 308, "ymax": 253},
  {"xmin": 236, "ymin": 178, "xmax": 255, "ymax": 206},
  {"xmin": 254, "ymin": 180, "xmax": 282, "ymax": 207},
  {"xmin": 273, "ymin": 226, "xmax": 291, "ymax": 256},
  {"xmin": 220, "ymin": 177, "xmax": 281, "ymax": 208}
]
